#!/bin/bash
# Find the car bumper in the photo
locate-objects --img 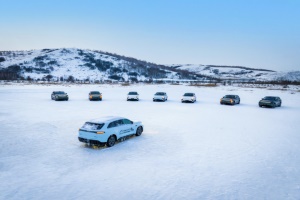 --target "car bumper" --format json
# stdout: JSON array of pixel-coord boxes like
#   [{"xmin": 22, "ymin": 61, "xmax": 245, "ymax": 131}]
[
  {"xmin": 90, "ymin": 96, "xmax": 102, "ymax": 100},
  {"xmin": 56, "ymin": 96, "xmax": 68, "ymax": 100},
  {"xmin": 182, "ymin": 98, "xmax": 195, "ymax": 102},
  {"xmin": 153, "ymin": 97, "xmax": 166, "ymax": 101},
  {"xmin": 78, "ymin": 137, "xmax": 106, "ymax": 146},
  {"xmin": 78, "ymin": 130, "xmax": 107, "ymax": 143},
  {"xmin": 127, "ymin": 96, "xmax": 139, "ymax": 100},
  {"xmin": 221, "ymin": 100, "xmax": 234, "ymax": 104},
  {"xmin": 259, "ymin": 102, "xmax": 274, "ymax": 107}
]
